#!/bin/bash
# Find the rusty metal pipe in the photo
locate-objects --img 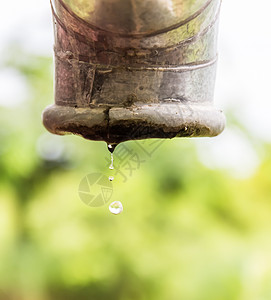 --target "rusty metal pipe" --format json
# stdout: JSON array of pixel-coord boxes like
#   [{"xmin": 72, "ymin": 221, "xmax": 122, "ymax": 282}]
[{"xmin": 43, "ymin": 0, "xmax": 225, "ymax": 144}]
